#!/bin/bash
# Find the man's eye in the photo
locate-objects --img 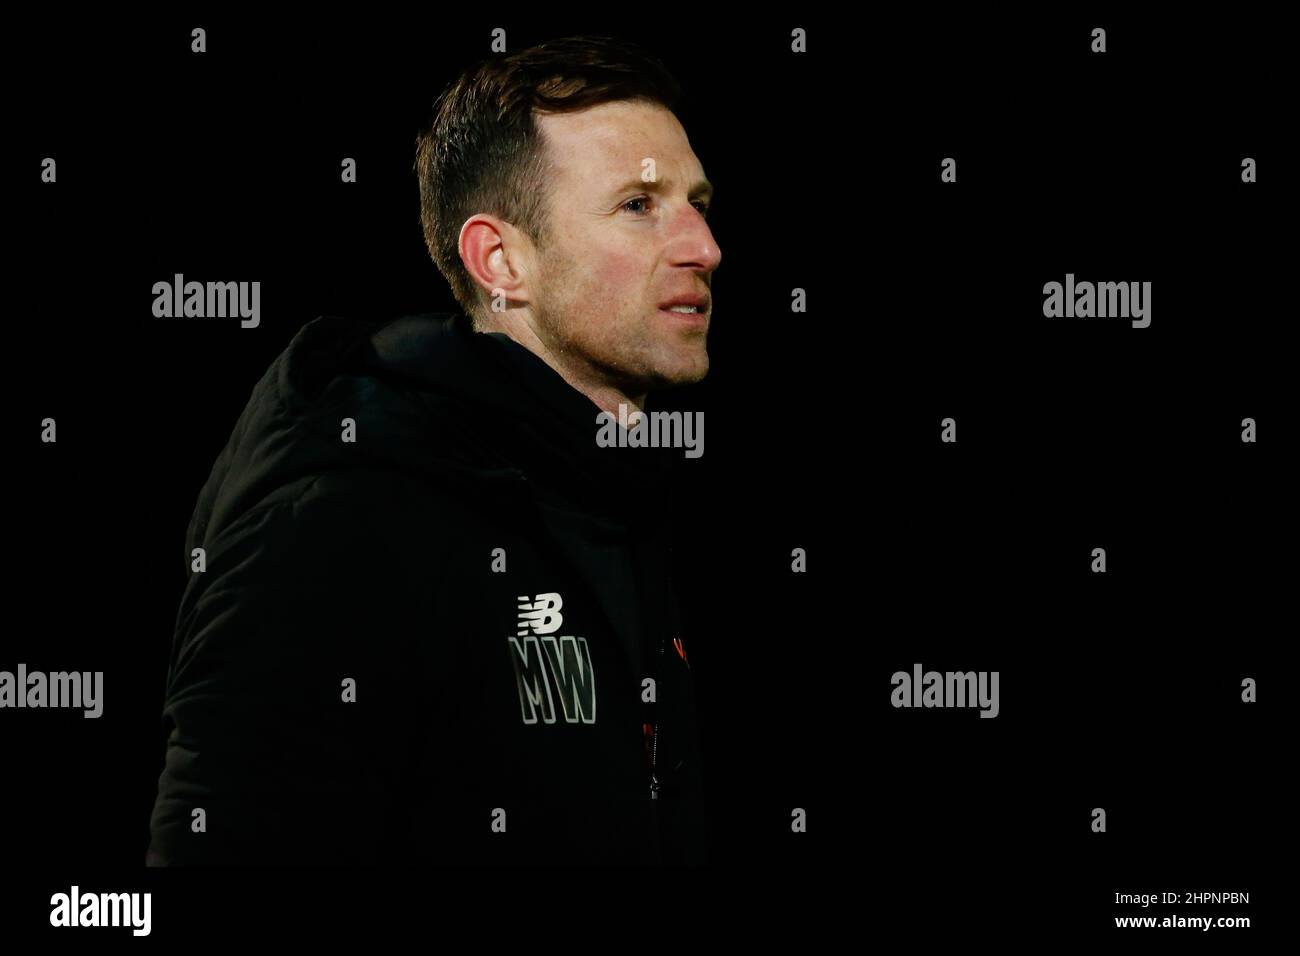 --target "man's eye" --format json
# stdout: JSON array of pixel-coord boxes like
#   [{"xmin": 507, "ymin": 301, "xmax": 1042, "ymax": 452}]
[{"xmin": 621, "ymin": 197, "xmax": 711, "ymax": 218}]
